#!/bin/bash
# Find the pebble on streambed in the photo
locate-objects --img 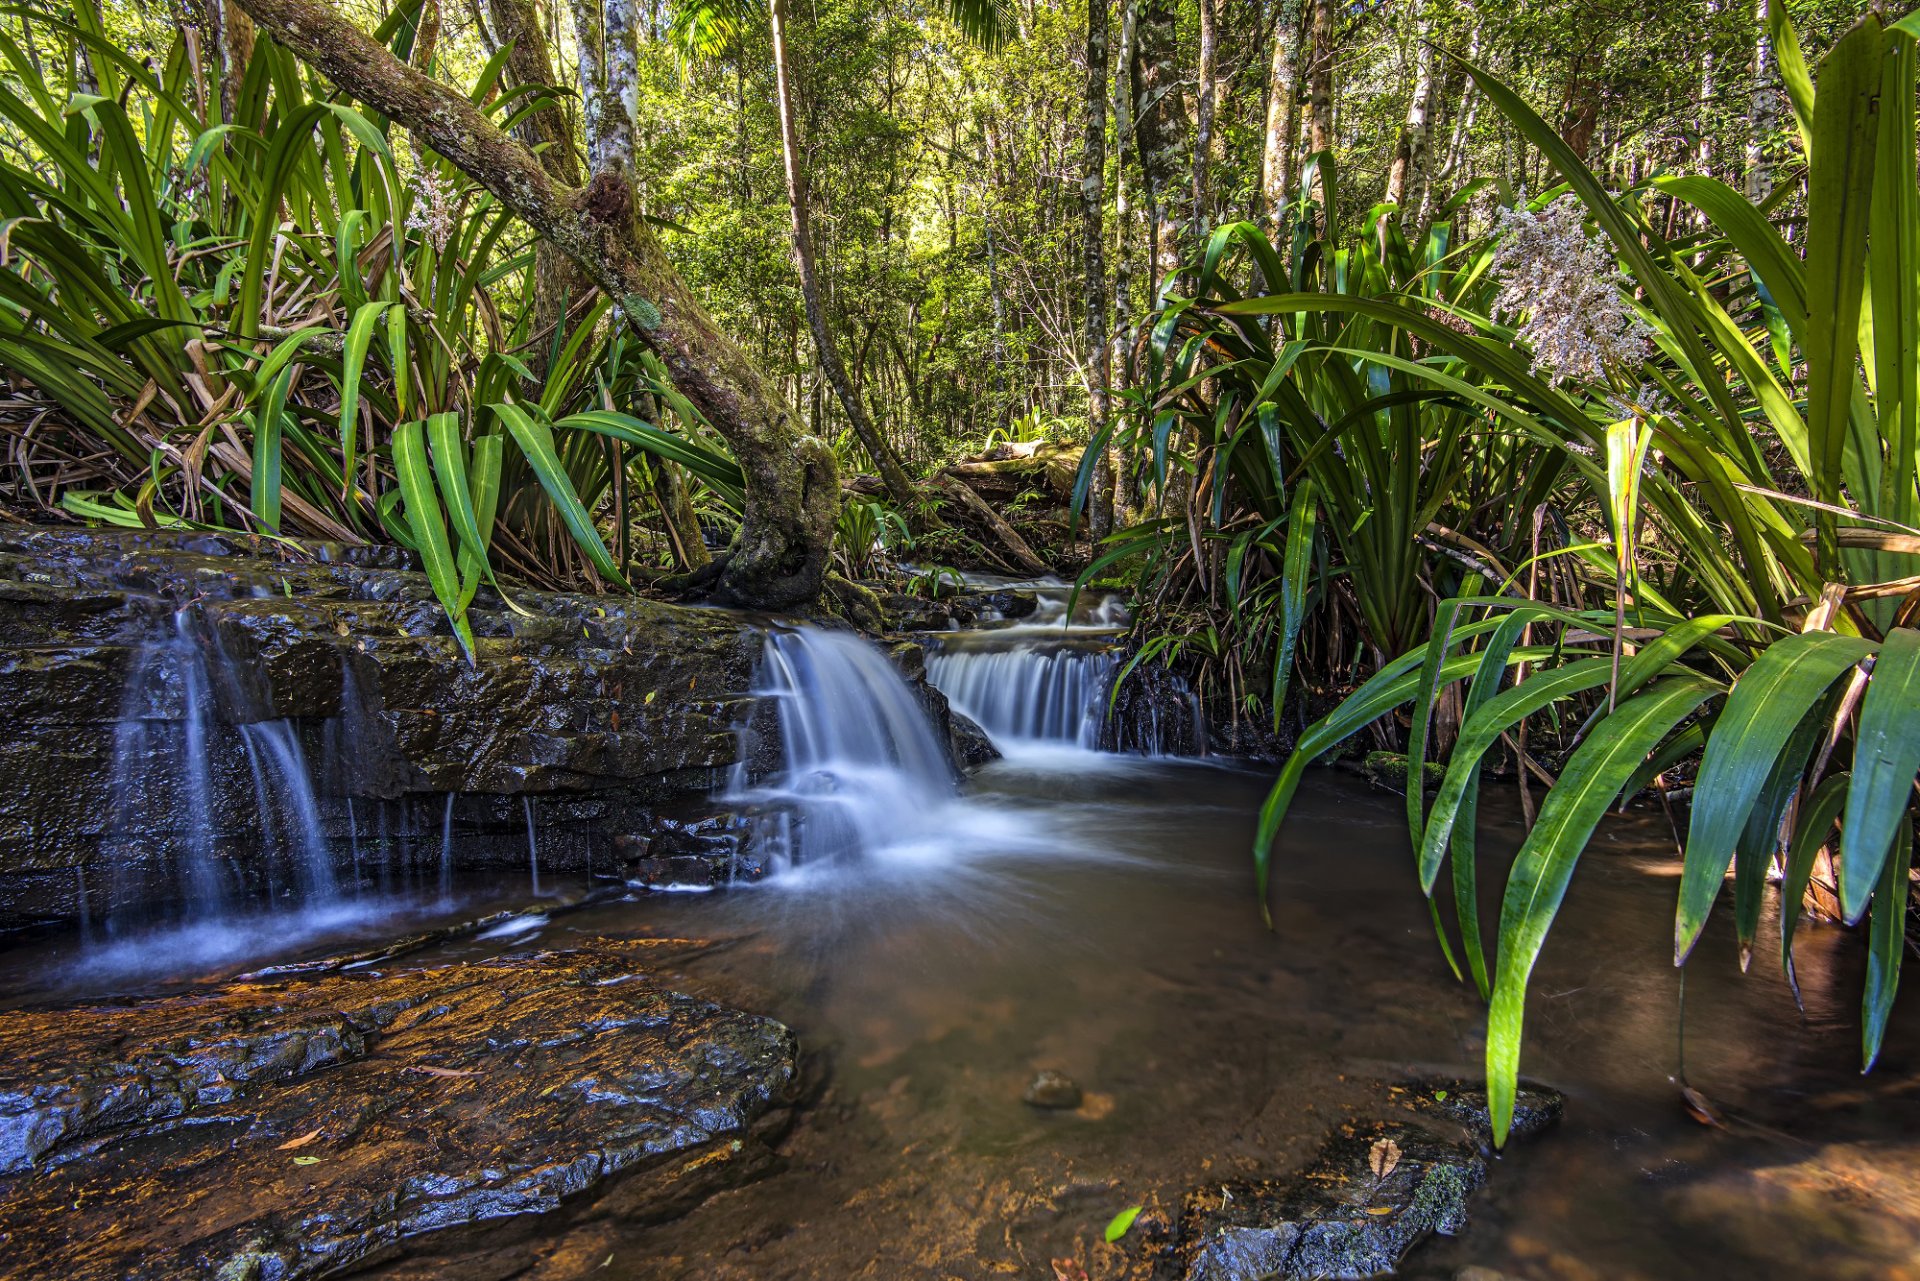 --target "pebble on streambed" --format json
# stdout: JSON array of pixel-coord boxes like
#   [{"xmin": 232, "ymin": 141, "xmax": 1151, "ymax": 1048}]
[{"xmin": 1023, "ymin": 1068, "xmax": 1085, "ymax": 1110}]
